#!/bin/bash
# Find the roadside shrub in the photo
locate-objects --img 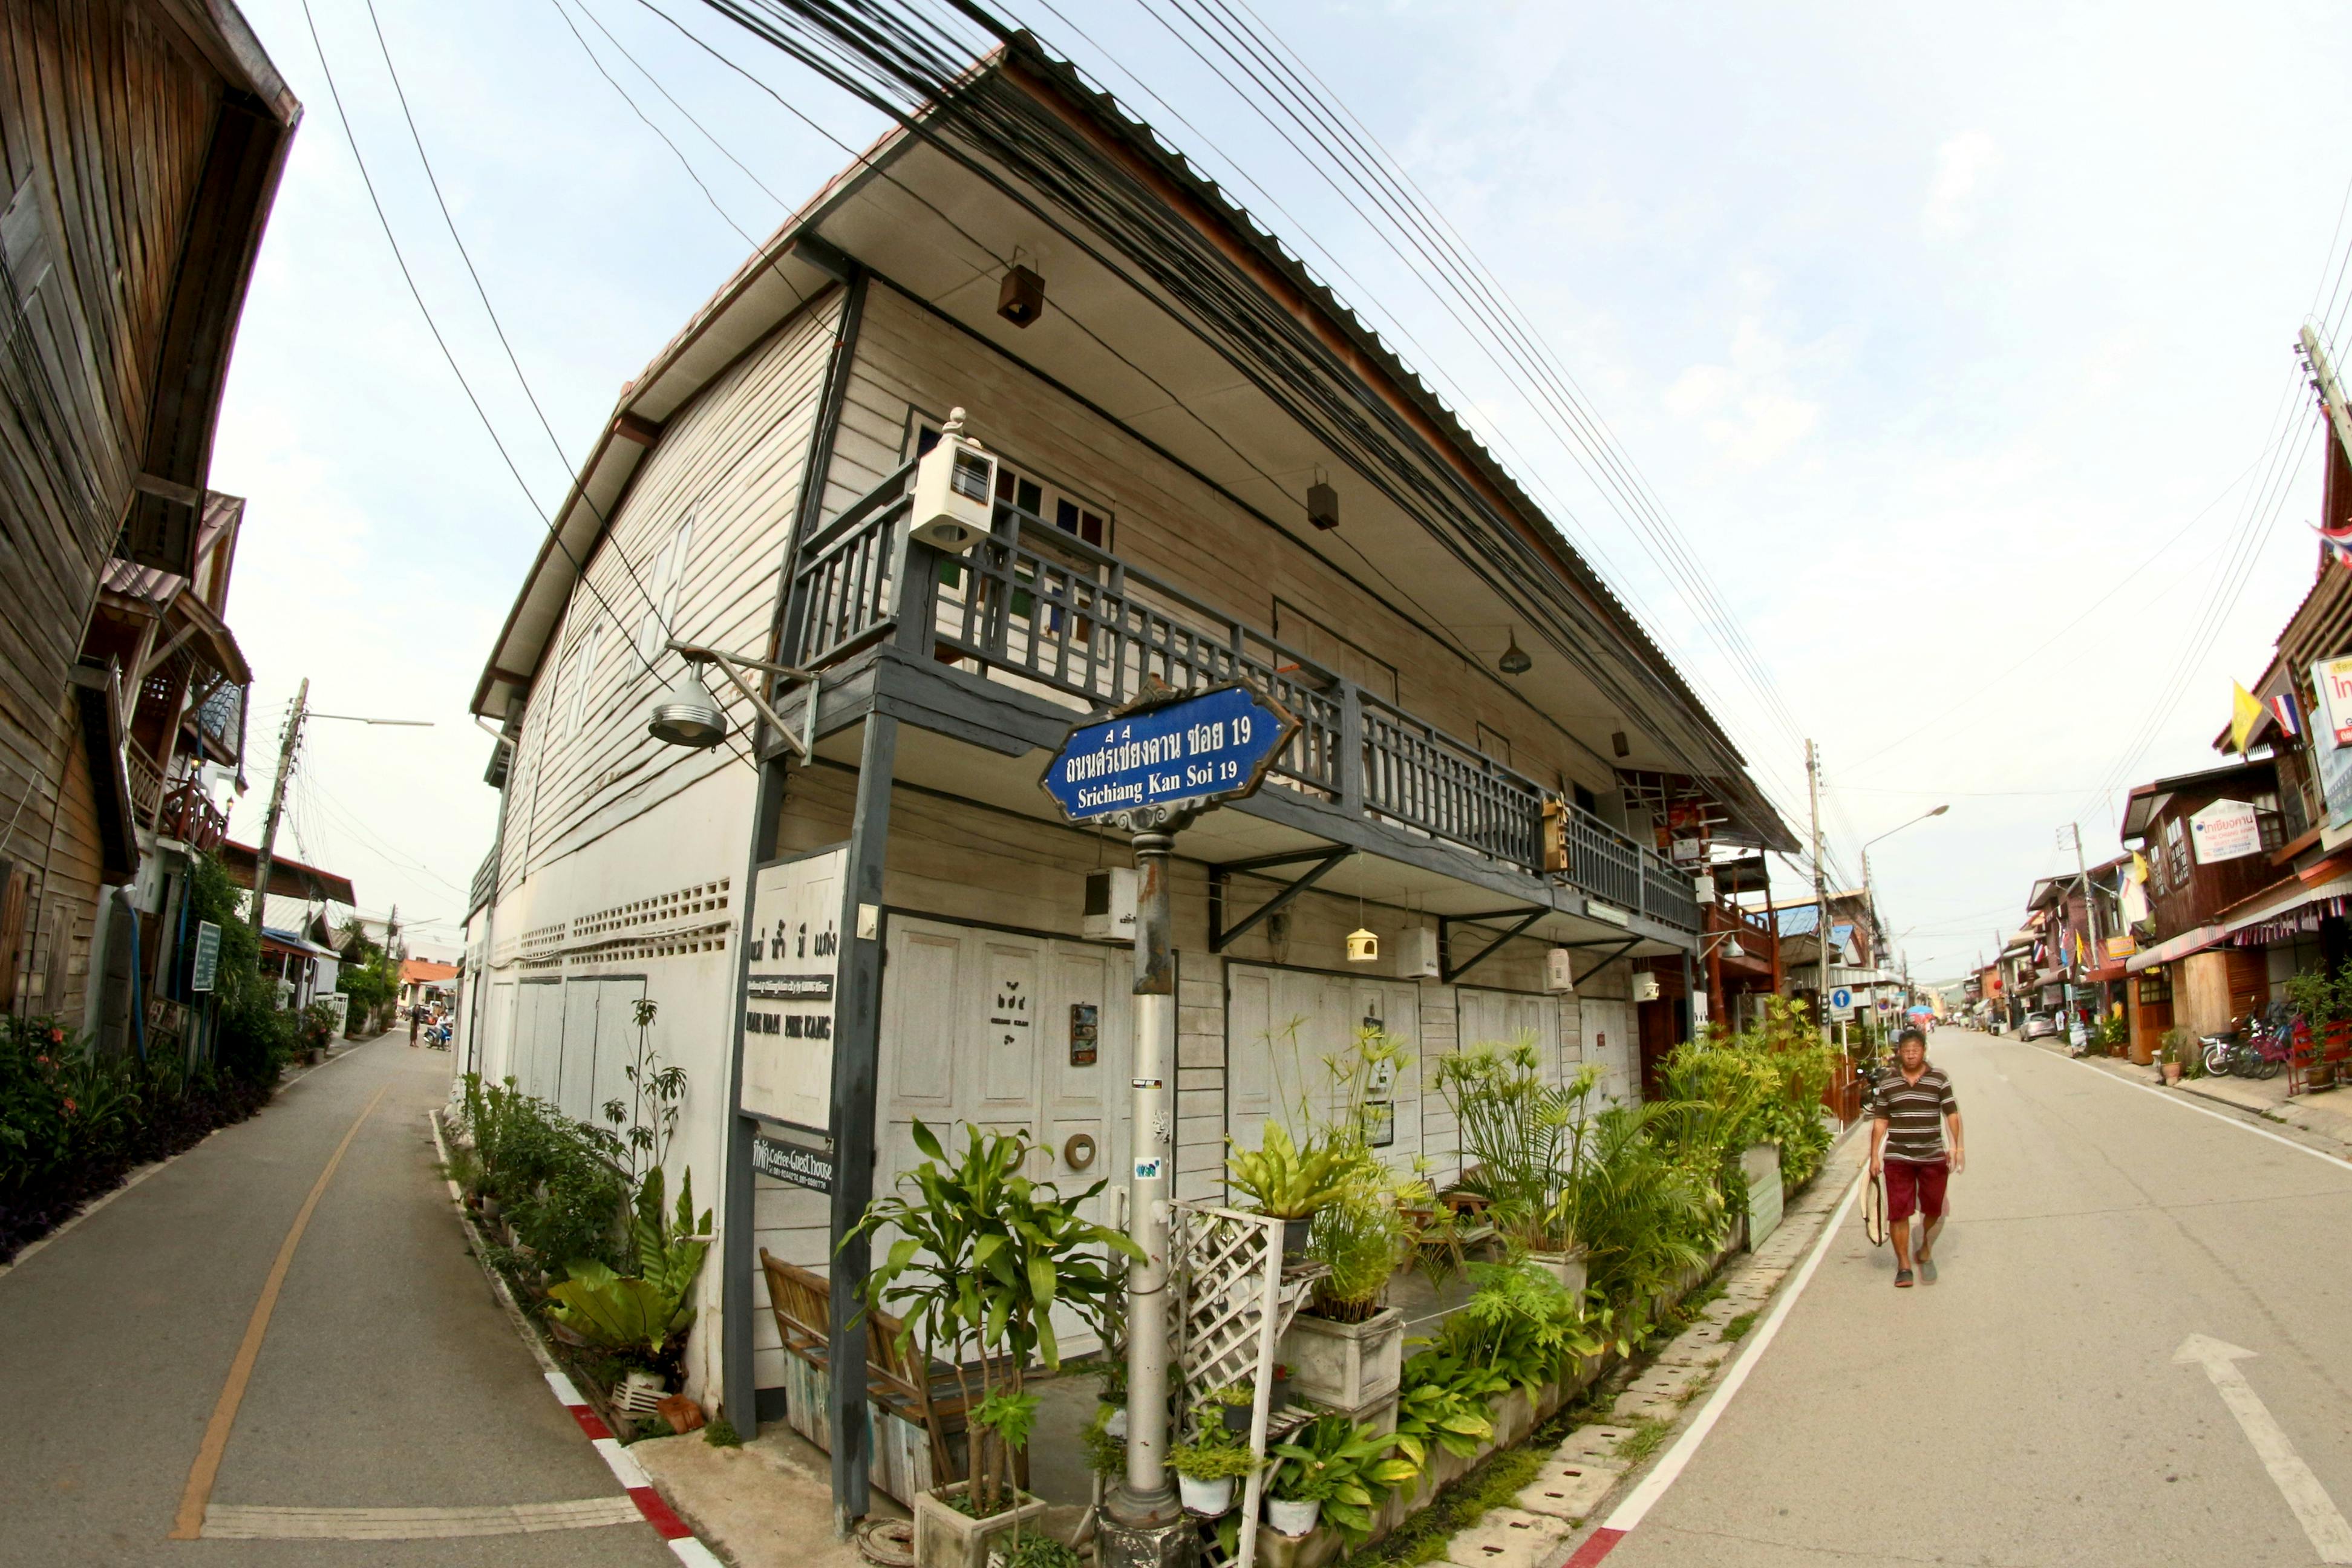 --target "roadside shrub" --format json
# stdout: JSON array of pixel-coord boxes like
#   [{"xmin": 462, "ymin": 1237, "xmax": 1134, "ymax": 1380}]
[
  {"xmin": 455, "ymin": 1074, "xmax": 630, "ymax": 1275},
  {"xmin": 0, "ymin": 1014, "xmax": 271, "ymax": 1263}
]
